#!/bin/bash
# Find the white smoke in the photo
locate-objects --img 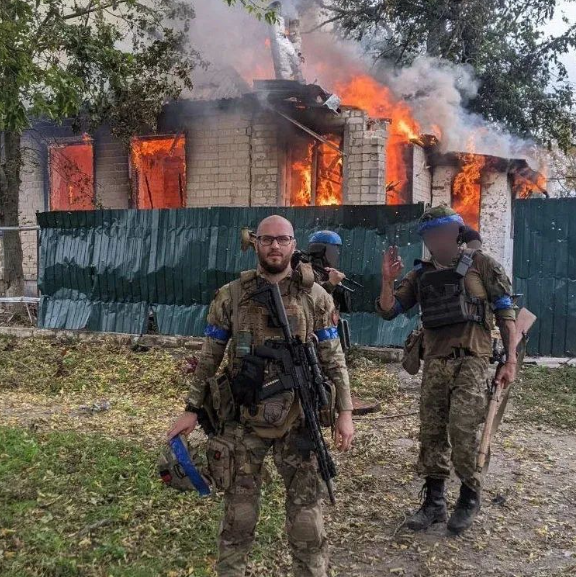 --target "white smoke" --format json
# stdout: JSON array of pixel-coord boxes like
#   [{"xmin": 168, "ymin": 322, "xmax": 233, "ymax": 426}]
[{"xmin": 188, "ymin": 1, "xmax": 544, "ymax": 170}]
